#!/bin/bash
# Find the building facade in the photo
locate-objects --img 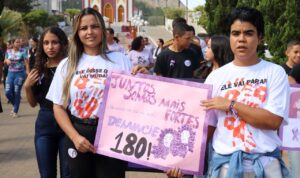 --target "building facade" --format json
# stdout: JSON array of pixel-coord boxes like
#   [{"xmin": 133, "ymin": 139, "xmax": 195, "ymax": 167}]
[{"xmin": 82, "ymin": 0, "xmax": 134, "ymax": 24}]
